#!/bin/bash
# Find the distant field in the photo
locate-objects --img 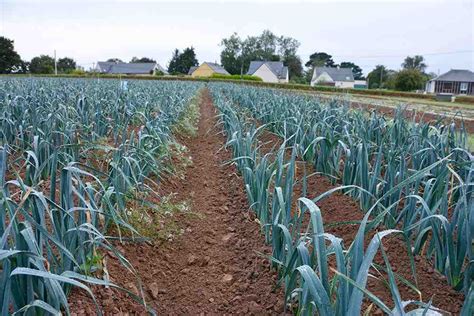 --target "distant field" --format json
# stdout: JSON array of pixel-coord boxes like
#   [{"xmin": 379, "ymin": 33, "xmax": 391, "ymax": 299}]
[
  {"xmin": 300, "ymin": 90, "xmax": 474, "ymax": 120},
  {"xmin": 294, "ymin": 89, "xmax": 474, "ymax": 150}
]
